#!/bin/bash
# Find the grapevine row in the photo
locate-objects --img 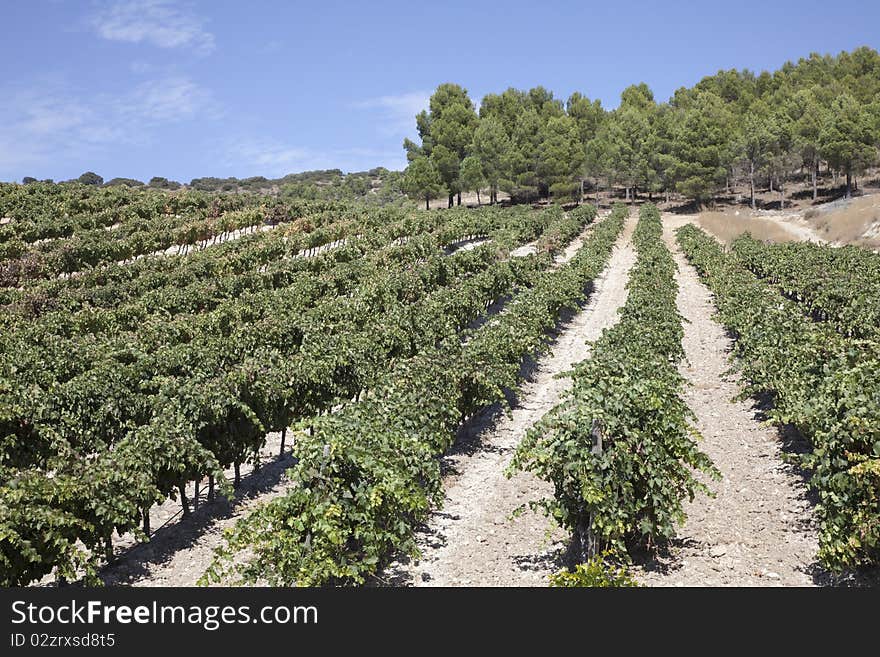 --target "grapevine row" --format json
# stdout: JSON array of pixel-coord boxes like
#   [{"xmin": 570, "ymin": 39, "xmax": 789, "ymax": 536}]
[
  {"xmin": 511, "ymin": 203, "xmax": 717, "ymax": 565},
  {"xmin": 731, "ymin": 234, "xmax": 880, "ymax": 339},
  {"xmin": 0, "ymin": 182, "xmax": 256, "ymax": 246}
]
